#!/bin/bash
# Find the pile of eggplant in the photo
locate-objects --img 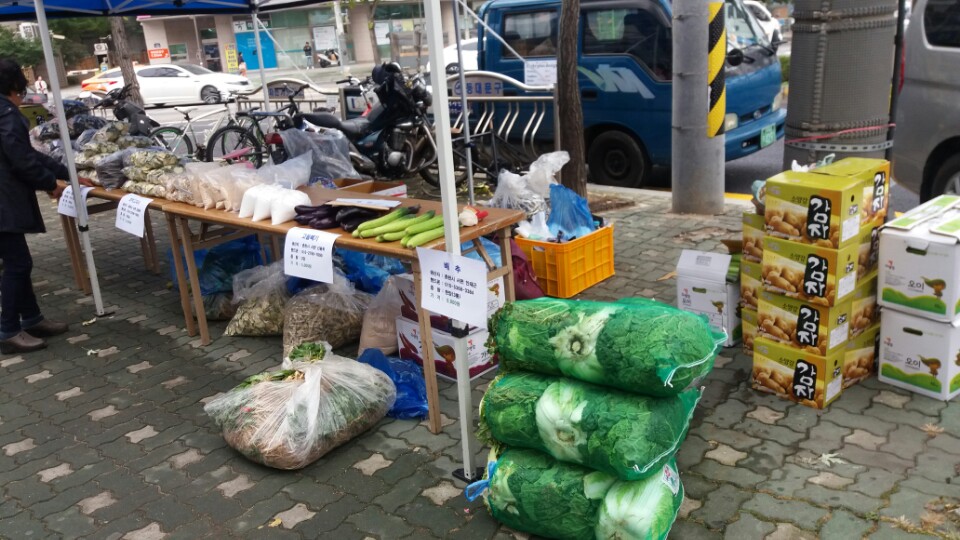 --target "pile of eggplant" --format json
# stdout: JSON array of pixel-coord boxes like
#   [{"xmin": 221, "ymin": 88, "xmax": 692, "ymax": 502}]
[{"xmin": 293, "ymin": 204, "xmax": 422, "ymax": 234}]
